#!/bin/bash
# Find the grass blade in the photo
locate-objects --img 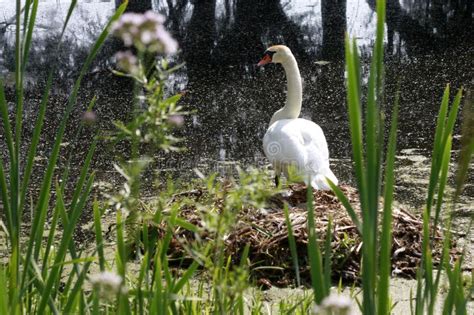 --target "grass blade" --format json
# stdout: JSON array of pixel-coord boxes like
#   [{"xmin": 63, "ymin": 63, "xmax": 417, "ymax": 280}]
[
  {"xmin": 20, "ymin": 3, "xmax": 126, "ymax": 292},
  {"xmin": 432, "ymin": 135, "xmax": 452, "ymax": 232},
  {"xmin": 36, "ymin": 173, "xmax": 95, "ymax": 313},
  {"xmin": 93, "ymin": 201, "xmax": 106, "ymax": 272},
  {"xmin": 41, "ymin": 188, "xmax": 61, "ymax": 276},
  {"xmin": 323, "ymin": 216, "xmax": 332, "ymax": 291},
  {"xmin": 0, "ymin": 267, "xmax": 8, "ymax": 314},
  {"xmin": 344, "ymin": 35, "xmax": 367, "ymax": 211},
  {"xmin": 63, "ymin": 261, "xmax": 92, "ymax": 314},
  {"xmin": 328, "ymin": 180, "xmax": 361, "ymax": 234},
  {"xmin": 454, "ymin": 91, "xmax": 474, "ymax": 200},
  {"xmin": 18, "ymin": 73, "xmax": 53, "ymax": 215},
  {"xmin": 0, "ymin": 160, "xmax": 12, "ymax": 236},
  {"xmin": 0, "ymin": 81, "xmax": 15, "ymax": 161},
  {"xmin": 306, "ymin": 186, "xmax": 328, "ymax": 303},
  {"xmin": 173, "ymin": 261, "xmax": 199, "ymax": 294},
  {"xmin": 377, "ymin": 100, "xmax": 398, "ymax": 315},
  {"xmin": 426, "ymin": 85, "xmax": 450, "ymax": 214},
  {"xmin": 21, "ymin": 0, "xmax": 38, "ymax": 69},
  {"xmin": 283, "ymin": 203, "xmax": 301, "ymax": 287},
  {"xmin": 59, "ymin": 0, "xmax": 78, "ymax": 39}
]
